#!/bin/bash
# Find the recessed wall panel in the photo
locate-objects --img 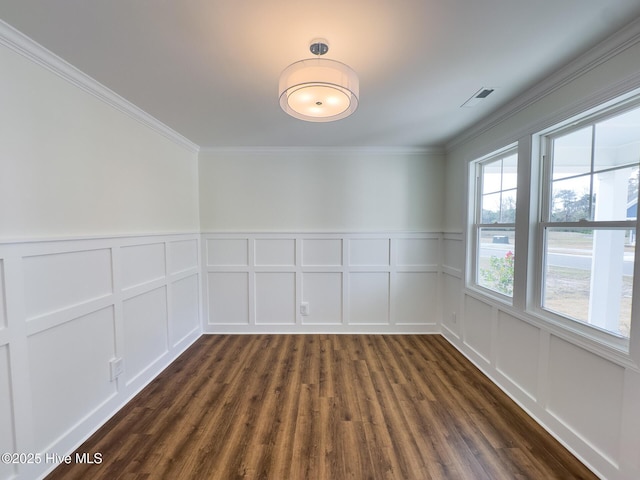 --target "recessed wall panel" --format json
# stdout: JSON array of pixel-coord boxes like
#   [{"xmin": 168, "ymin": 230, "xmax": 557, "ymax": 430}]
[
  {"xmin": 255, "ymin": 272, "xmax": 295, "ymax": 325},
  {"xmin": 255, "ymin": 239, "xmax": 295, "ymax": 266},
  {"xmin": 121, "ymin": 243, "xmax": 165, "ymax": 290},
  {"xmin": 302, "ymin": 272, "xmax": 342, "ymax": 324},
  {"xmin": 22, "ymin": 249, "xmax": 112, "ymax": 320},
  {"xmin": 349, "ymin": 239, "xmax": 390, "ymax": 266},
  {"xmin": 0, "ymin": 345, "xmax": 15, "ymax": 479},
  {"xmin": 0, "ymin": 260, "xmax": 5, "ymax": 330},
  {"xmin": 443, "ymin": 237, "xmax": 463, "ymax": 272},
  {"xmin": 169, "ymin": 239, "xmax": 198, "ymax": 274},
  {"xmin": 123, "ymin": 287, "xmax": 168, "ymax": 382},
  {"xmin": 462, "ymin": 295, "xmax": 492, "ymax": 362},
  {"xmin": 349, "ymin": 272, "xmax": 389, "ymax": 324},
  {"xmin": 208, "ymin": 272, "xmax": 249, "ymax": 325},
  {"xmin": 547, "ymin": 336, "xmax": 624, "ymax": 462},
  {"xmin": 496, "ymin": 313, "xmax": 540, "ymax": 399},
  {"xmin": 302, "ymin": 239, "xmax": 342, "ymax": 266},
  {"xmin": 397, "ymin": 238, "xmax": 438, "ymax": 266},
  {"xmin": 171, "ymin": 274, "xmax": 199, "ymax": 343},
  {"xmin": 442, "ymin": 273, "xmax": 461, "ymax": 335},
  {"xmin": 207, "ymin": 239, "xmax": 248, "ymax": 266},
  {"xmin": 396, "ymin": 272, "xmax": 437, "ymax": 324},
  {"xmin": 28, "ymin": 307, "xmax": 117, "ymax": 451}
]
